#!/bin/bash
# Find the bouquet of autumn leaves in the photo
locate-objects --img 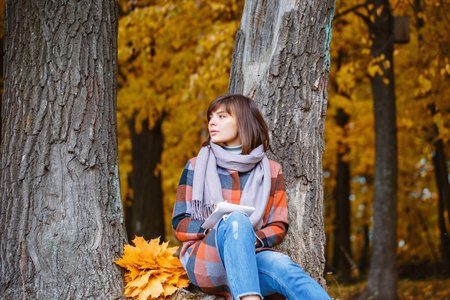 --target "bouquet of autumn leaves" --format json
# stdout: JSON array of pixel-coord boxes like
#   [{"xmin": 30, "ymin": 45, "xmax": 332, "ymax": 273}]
[{"xmin": 114, "ymin": 237, "xmax": 190, "ymax": 299}]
